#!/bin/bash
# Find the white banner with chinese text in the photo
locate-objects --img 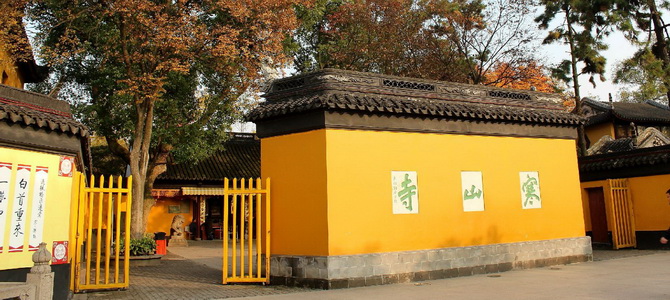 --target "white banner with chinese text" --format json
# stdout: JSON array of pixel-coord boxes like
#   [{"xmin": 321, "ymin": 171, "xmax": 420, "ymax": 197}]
[
  {"xmin": 392, "ymin": 171, "xmax": 419, "ymax": 214},
  {"xmin": 9, "ymin": 164, "xmax": 31, "ymax": 252},
  {"xmin": 29, "ymin": 166, "xmax": 48, "ymax": 251},
  {"xmin": 0, "ymin": 162, "xmax": 12, "ymax": 253},
  {"xmin": 461, "ymin": 171, "xmax": 484, "ymax": 212}
]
